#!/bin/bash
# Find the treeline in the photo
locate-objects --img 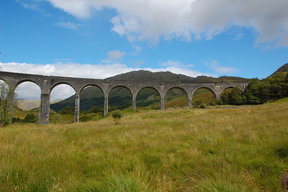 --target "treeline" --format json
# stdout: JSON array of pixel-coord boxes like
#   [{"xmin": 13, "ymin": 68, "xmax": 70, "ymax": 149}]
[{"xmin": 220, "ymin": 72, "xmax": 288, "ymax": 105}]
